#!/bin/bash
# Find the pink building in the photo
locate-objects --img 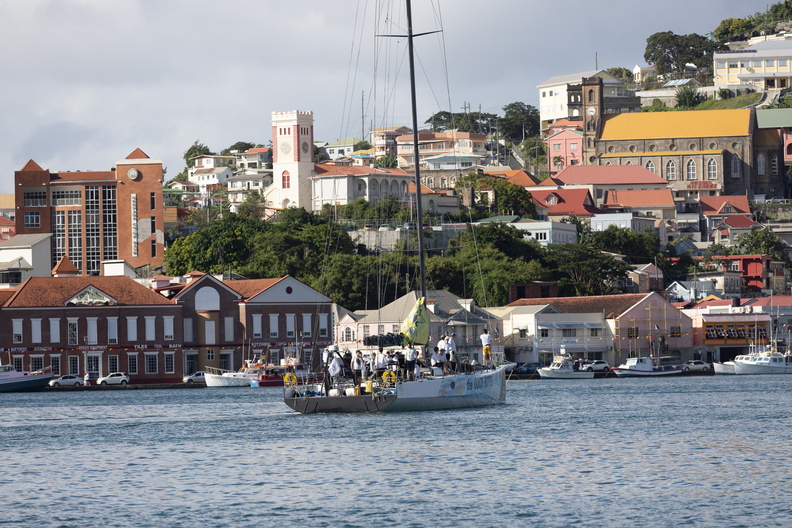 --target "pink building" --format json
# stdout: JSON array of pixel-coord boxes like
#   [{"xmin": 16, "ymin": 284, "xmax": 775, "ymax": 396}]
[{"xmin": 545, "ymin": 129, "xmax": 584, "ymax": 175}]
